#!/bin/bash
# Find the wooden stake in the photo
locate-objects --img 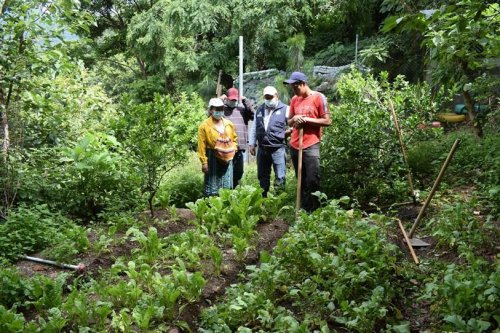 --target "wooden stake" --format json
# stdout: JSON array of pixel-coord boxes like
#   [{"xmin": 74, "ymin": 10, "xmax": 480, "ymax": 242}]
[
  {"xmin": 216, "ymin": 70, "xmax": 223, "ymax": 97},
  {"xmin": 408, "ymin": 139, "xmax": 461, "ymax": 238},
  {"xmin": 388, "ymin": 98, "xmax": 416, "ymax": 202},
  {"xmin": 295, "ymin": 128, "xmax": 304, "ymax": 216},
  {"xmin": 397, "ymin": 219, "xmax": 420, "ymax": 264}
]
